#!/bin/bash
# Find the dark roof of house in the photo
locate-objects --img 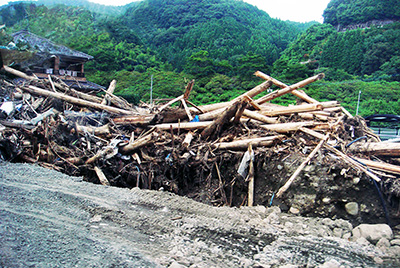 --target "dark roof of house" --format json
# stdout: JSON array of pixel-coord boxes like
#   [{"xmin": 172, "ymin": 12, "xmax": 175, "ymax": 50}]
[{"xmin": 12, "ymin": 30, "xmax": 93, "ymax": 61}]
